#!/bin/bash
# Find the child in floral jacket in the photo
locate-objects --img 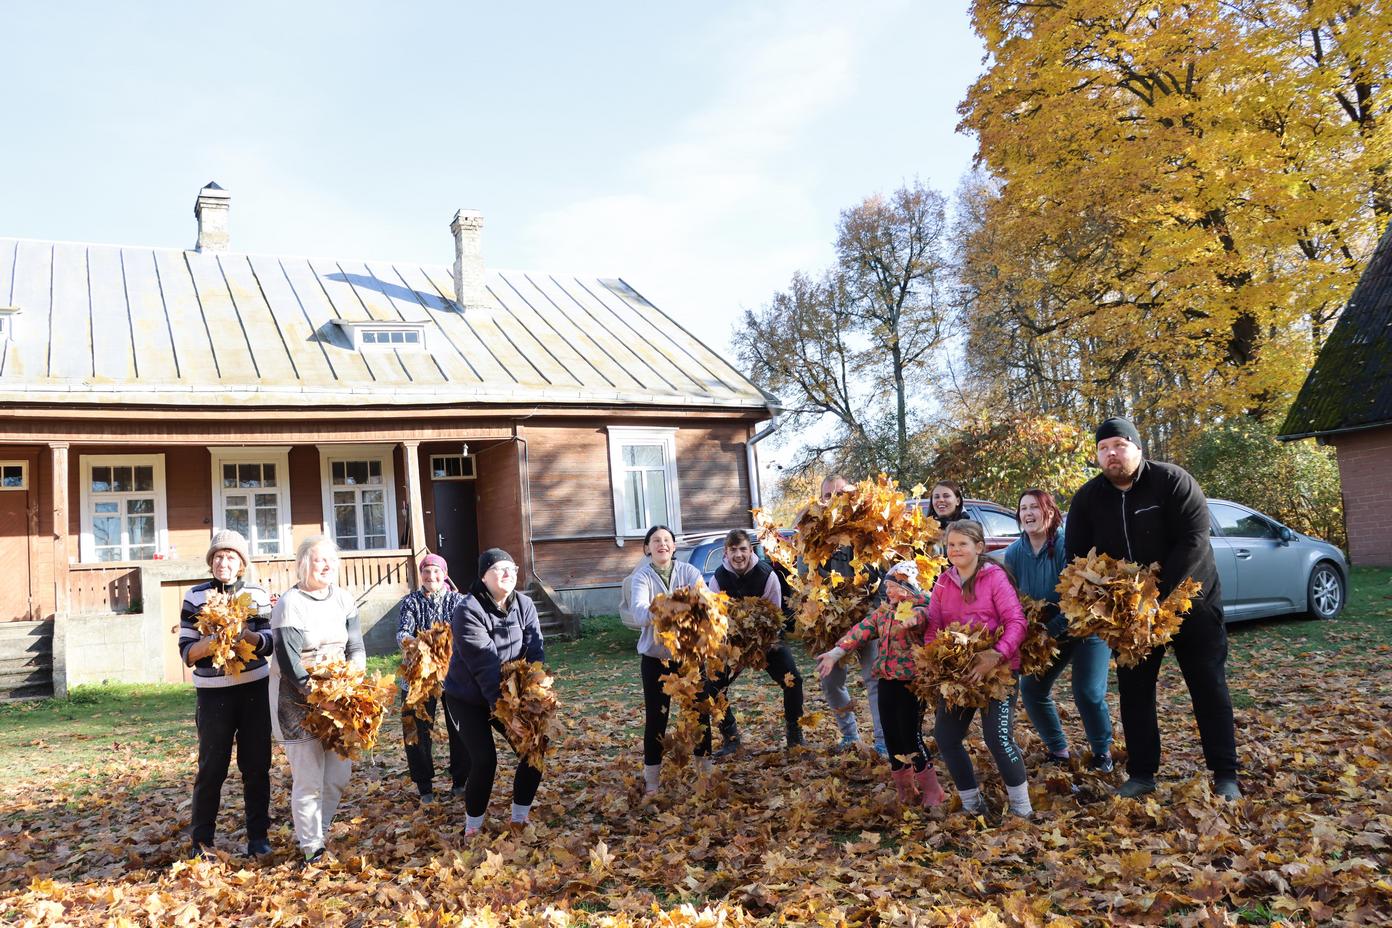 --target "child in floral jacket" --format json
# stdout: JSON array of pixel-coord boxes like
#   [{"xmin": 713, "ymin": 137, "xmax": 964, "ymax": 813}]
[{"xmin": 816, "ymin": 562, "xmax": 946, "ymax": 808}]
